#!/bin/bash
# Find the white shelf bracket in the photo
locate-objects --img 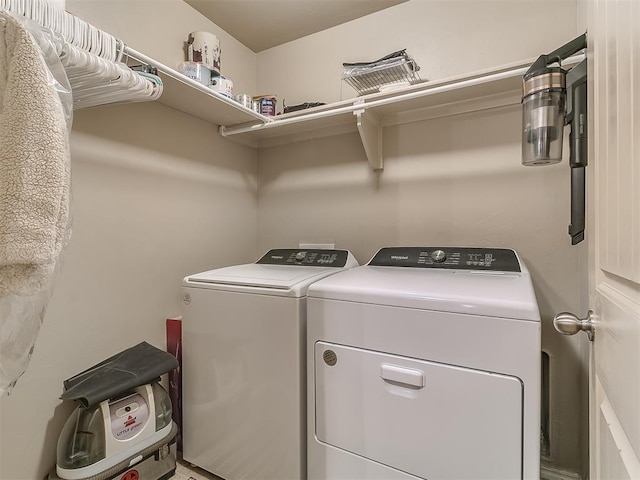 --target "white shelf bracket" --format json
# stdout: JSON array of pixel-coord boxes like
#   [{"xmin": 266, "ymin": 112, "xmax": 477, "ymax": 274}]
[{"xmin": 354, "ymin": 107, "xmax": 383, "ymax": 171}]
